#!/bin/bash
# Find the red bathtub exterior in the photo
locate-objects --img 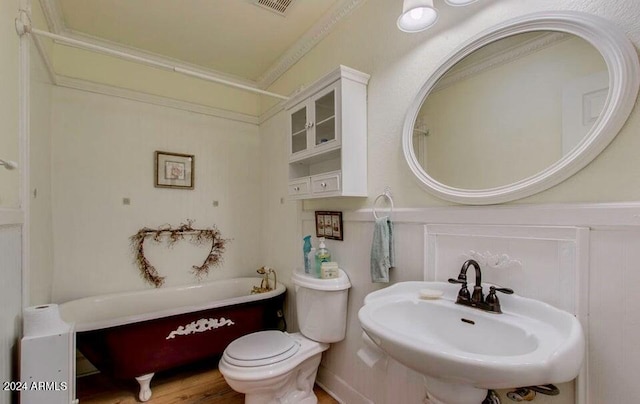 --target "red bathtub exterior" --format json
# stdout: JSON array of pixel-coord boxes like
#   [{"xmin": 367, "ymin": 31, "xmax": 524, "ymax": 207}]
[{"xmin": 76, "ymin": 294, "xmax": 285, "ymax": 379}]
